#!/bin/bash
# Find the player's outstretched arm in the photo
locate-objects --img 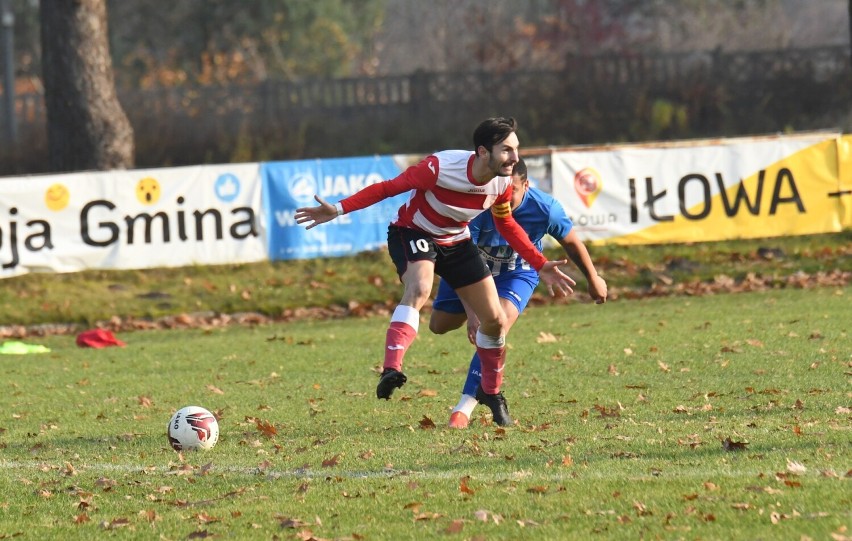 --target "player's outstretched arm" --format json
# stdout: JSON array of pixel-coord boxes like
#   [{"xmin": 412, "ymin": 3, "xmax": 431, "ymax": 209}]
[
  {"xmin": 294, "ymin": 195, "xmax": 338, "ymax": 230},
  {"xmin": 538, "ymin": 260, "xmax": 576, "ymax": 297},
  {"xmin": 558, "ymin": 230, "xmax": 607, "ymax": 304}
]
